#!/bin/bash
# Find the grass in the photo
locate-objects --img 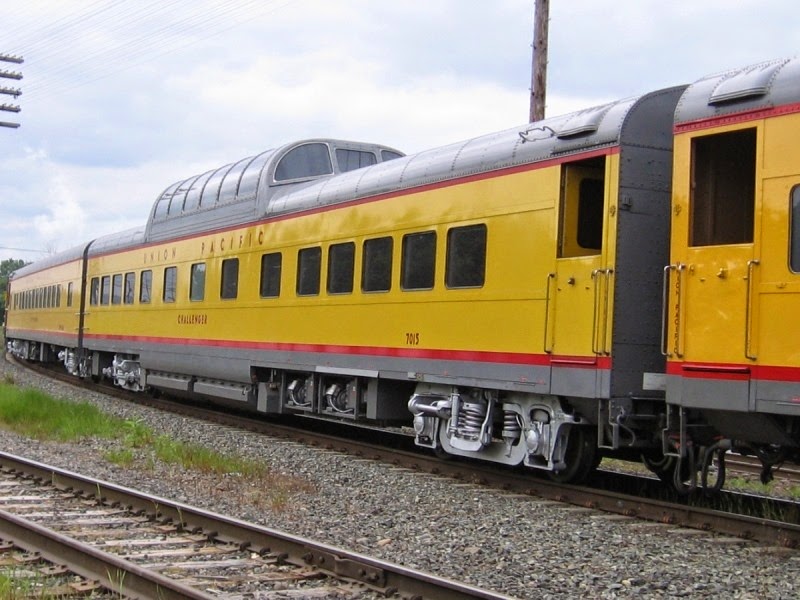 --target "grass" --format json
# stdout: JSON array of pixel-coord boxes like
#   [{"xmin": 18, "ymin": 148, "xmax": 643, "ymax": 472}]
[
  {"xmin": 0, "ymin": 568, "xmax": 51, "ymax": 599},
  {"xmin": 0, "ymin": 383, "xmax": 314, "ymax": 510},
  {"xmin": 0, "ymin": 384, "xmax": 118, "ymax": 441}
]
